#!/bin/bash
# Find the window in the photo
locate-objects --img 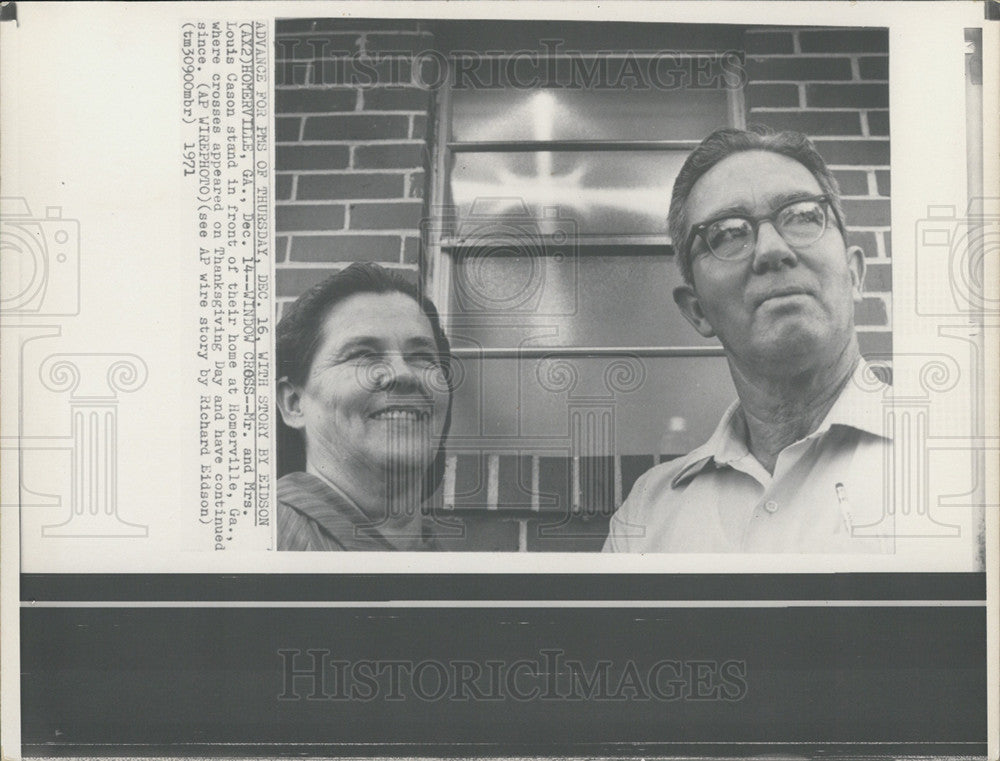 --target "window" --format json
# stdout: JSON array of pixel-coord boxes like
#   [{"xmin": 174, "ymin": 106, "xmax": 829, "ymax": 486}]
[{"xmin": 425, "ymin": 46, "xmax": 745, "ymax": 458}]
